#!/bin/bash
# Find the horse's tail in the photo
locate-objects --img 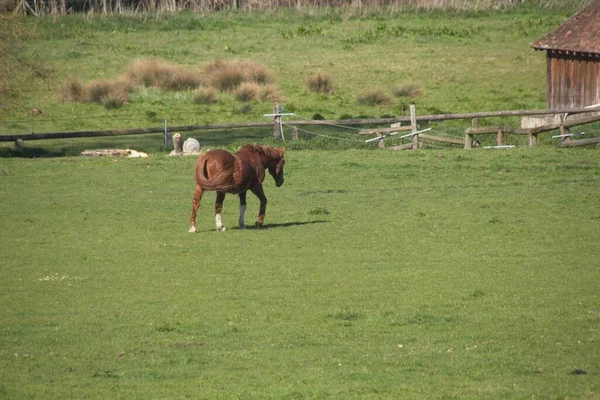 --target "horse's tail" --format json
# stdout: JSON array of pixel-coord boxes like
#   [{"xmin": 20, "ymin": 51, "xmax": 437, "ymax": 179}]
[{"xmin": 195, "ymin": 153, "xmax": 239, "ymax": 192}]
